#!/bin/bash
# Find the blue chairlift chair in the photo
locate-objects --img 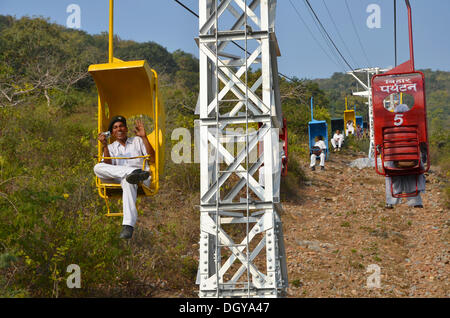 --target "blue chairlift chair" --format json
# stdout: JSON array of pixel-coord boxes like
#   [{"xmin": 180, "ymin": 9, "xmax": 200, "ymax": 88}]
[
  {"xmin": 355, "ymin": 116, "xmax": 363, "ymax": 128},
  {"xmin": 331, "ymin": 118, "xmax": 344, "ymax": 134},
  {"xmin": 308, "ymin": 97, "xmax": 329, "ymax": 160}
]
